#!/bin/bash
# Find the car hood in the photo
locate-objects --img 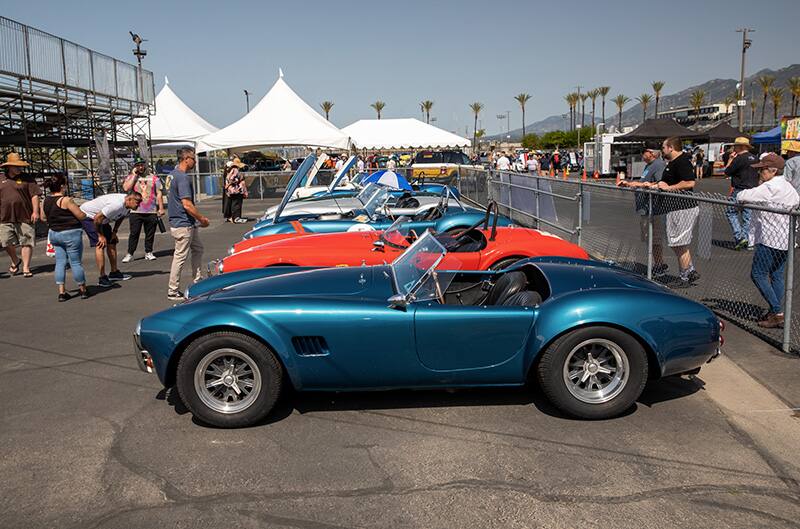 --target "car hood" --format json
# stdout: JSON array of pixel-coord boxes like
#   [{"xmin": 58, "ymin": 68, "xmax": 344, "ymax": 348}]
[{"xmin": 208, "ymin": 265, "xmax": 394, "ymax": 302}]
